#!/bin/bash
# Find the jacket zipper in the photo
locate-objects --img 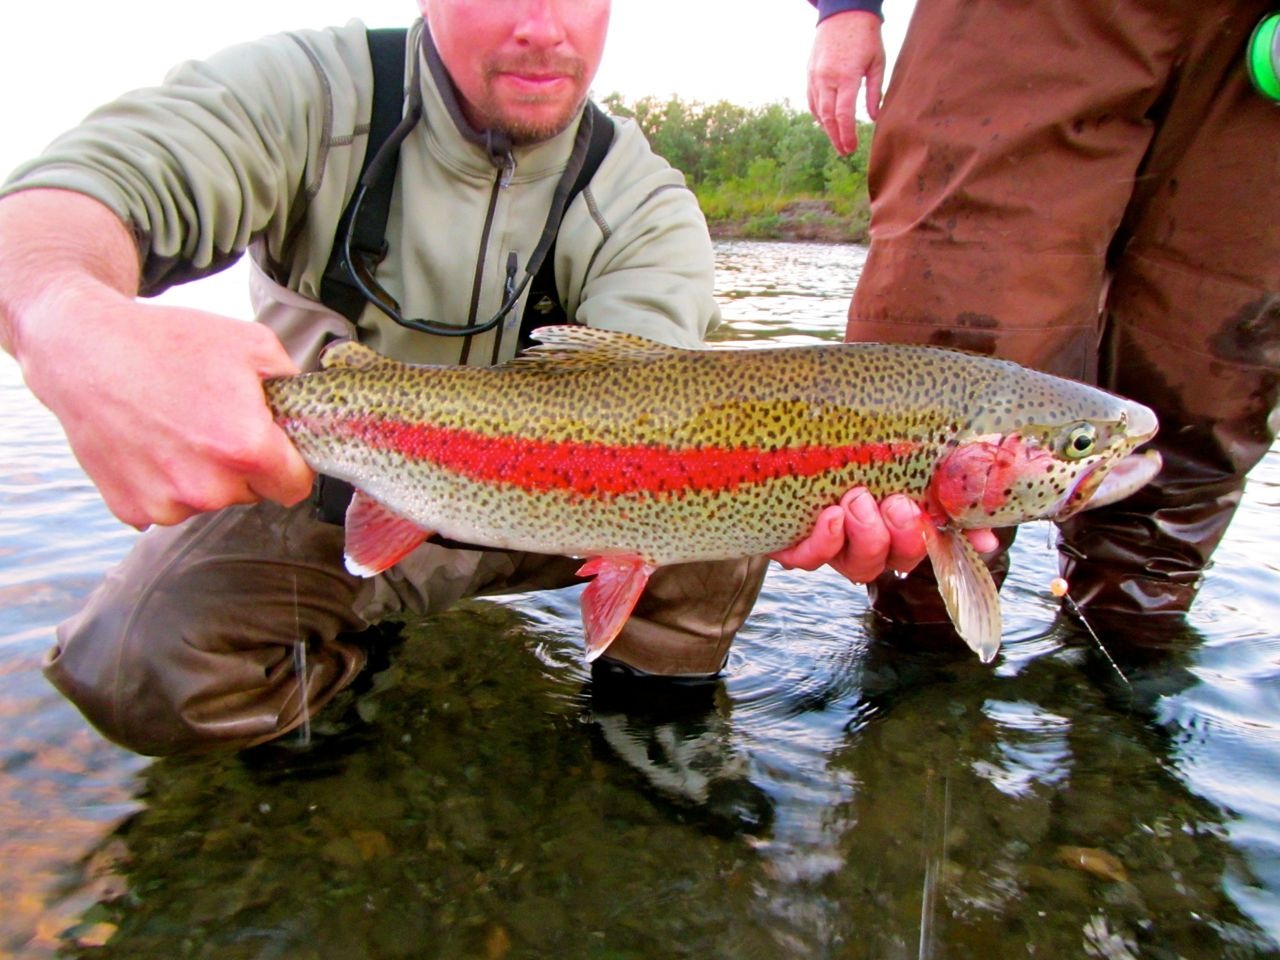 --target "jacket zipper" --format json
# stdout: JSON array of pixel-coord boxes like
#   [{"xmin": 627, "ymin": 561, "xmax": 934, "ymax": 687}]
[
  {"xmin": 460, "ymin": 152, "xmax": 516, "ymax": 366},
  {"xmin": 491, "ymin": 251, "xmax": 520, "ymax": 366}
]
